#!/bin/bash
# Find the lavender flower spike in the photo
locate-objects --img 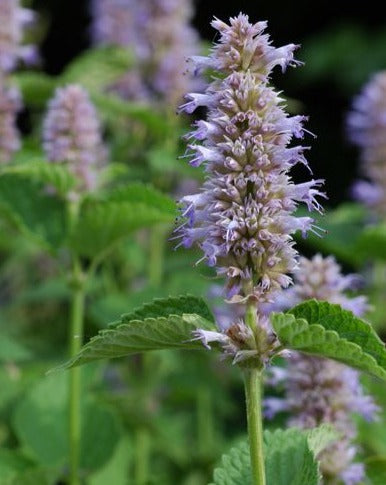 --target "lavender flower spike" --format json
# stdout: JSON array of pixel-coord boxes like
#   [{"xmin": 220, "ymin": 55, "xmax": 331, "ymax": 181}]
[
  {"xmin": 0, "ymin": 0, "xmax": 36, "ymax": 74},
  {"xmin": 91, "ymin": 0, "xmax": 140, "ymax": 47},
  {"xmin": 42, "ymin": 85, "xmax": 106, "ymax": 193},
  {"xmin": 92, "ymin": 0, "xmax": 200, "ymax": 104},
  {"xmin": 178, "ymin": 14, "xmax": 325, "ymax": 306},
  {"xmin": 142, "ymin": 0, "xmax": 201, "ymax": 105},
  {"xmin": 347, "ymin": 71, "xmax": 386, "ymax": 217},
  {"xmin": 0, "ymin": 84, "xmax": 21, "ymax": 164},
  {"xmin": 265, "ymin": 255, "xmax": 379, "ymax": 485}
]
